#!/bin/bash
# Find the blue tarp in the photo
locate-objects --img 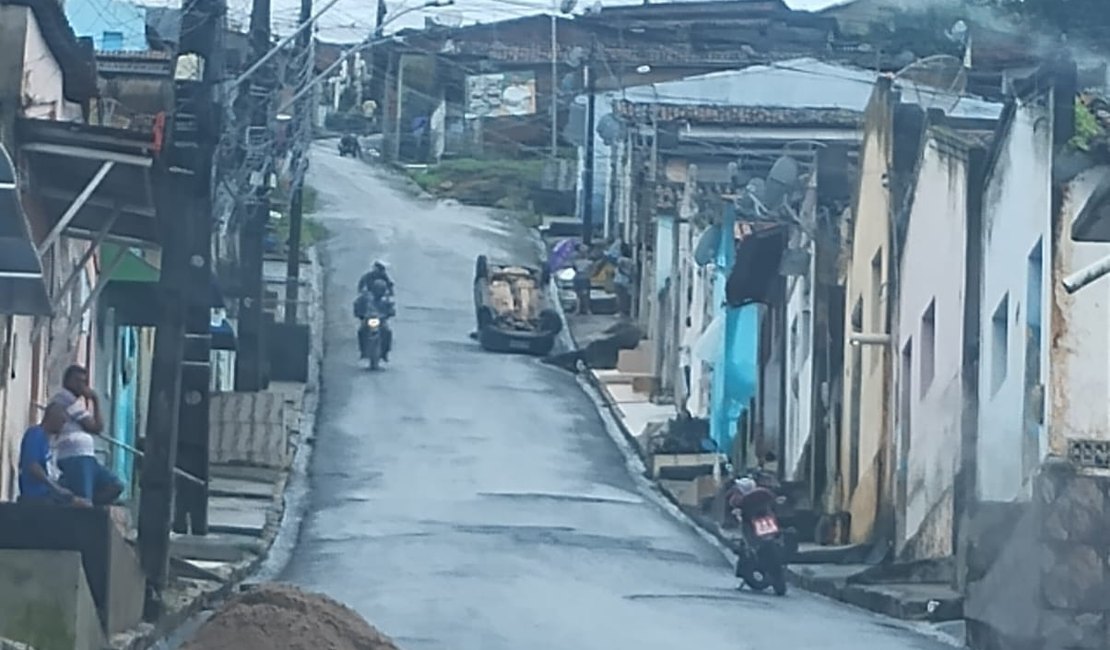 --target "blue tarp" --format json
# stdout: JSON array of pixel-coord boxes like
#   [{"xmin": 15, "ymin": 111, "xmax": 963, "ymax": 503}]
[{"xmin": 709, "ymin": 206, "xmax": 760, "ymax": 460}]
